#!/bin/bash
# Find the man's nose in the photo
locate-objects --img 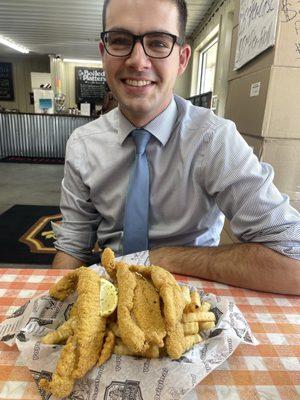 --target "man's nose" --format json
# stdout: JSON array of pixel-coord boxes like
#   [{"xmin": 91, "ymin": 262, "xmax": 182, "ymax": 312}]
[{"xmin": 125, "ymin": 41, "xmax": 151, "ymax": 70}]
